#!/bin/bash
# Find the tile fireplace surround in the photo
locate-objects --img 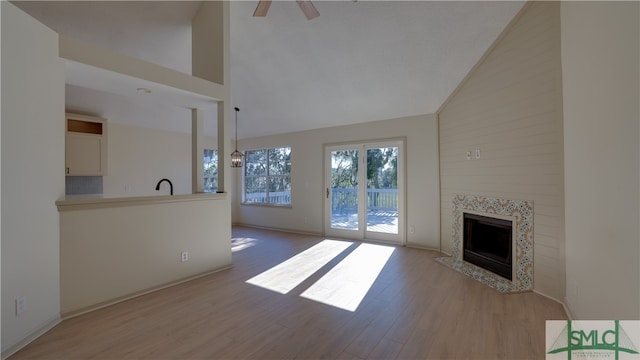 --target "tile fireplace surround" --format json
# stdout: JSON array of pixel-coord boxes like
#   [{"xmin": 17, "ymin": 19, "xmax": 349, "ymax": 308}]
[{"xmin": 435, "ymin": 194, "xmax": 534, "ymax": 293}]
